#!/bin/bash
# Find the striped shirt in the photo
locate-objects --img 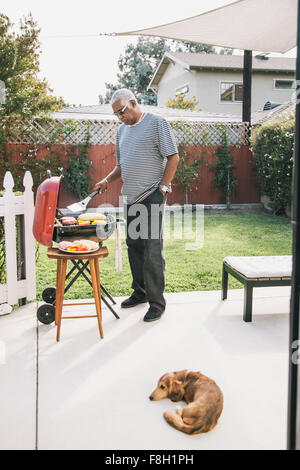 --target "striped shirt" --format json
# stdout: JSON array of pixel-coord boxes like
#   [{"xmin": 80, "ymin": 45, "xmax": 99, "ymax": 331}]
[{"xmin": 116, "ymin": 113, "xmax": 178, "ymax": 204}]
